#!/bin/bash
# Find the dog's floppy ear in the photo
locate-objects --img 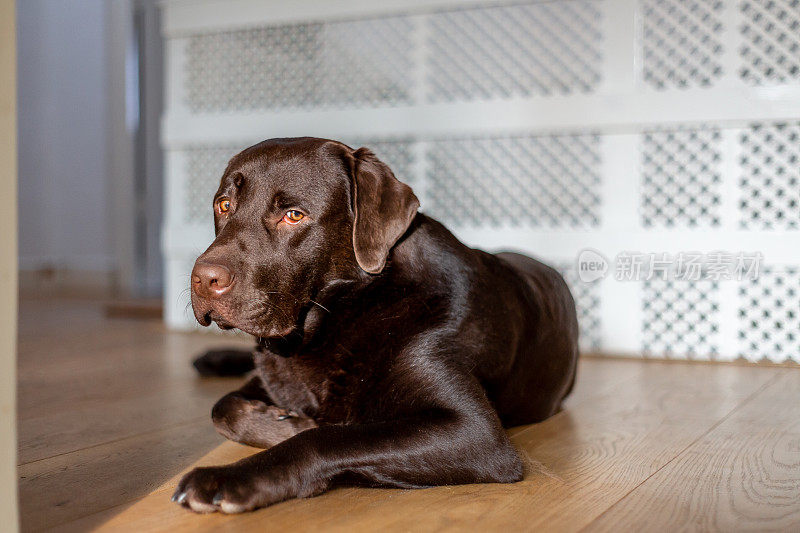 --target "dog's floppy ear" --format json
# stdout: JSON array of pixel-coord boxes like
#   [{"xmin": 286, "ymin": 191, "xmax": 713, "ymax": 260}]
[{"xmin": 348, "ymin": 147, "xmax": 419, "ymax": 274}]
